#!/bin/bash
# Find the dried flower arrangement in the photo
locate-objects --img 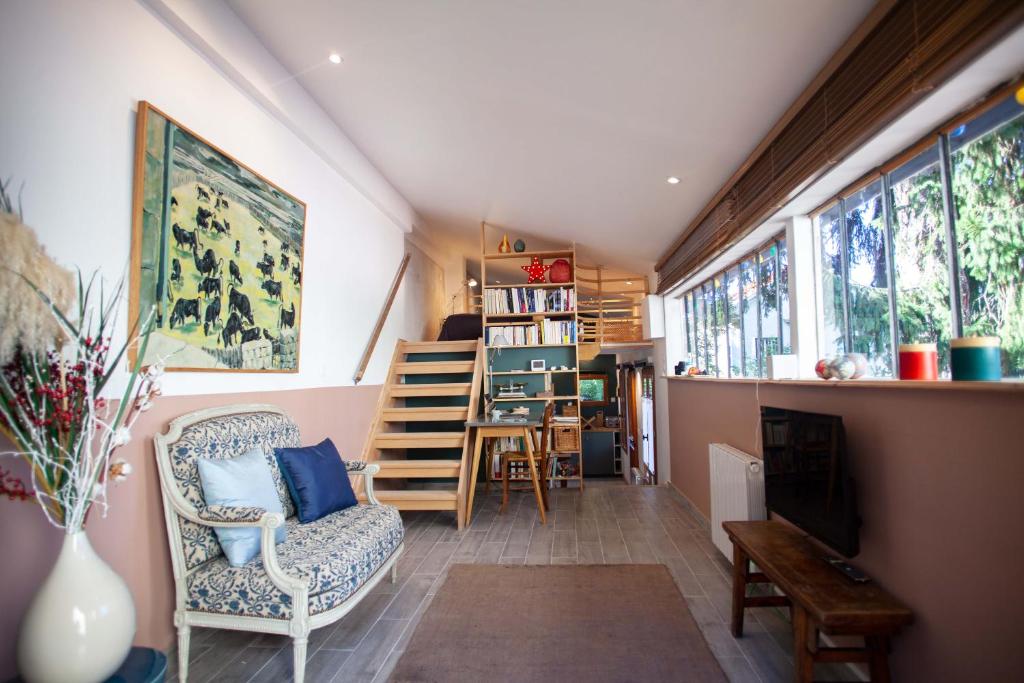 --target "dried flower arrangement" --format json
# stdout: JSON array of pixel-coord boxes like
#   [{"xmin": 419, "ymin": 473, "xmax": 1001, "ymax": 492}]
[{"xmin": 0, "ymin": 180, "xmax": 158, "ymax": 530}]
